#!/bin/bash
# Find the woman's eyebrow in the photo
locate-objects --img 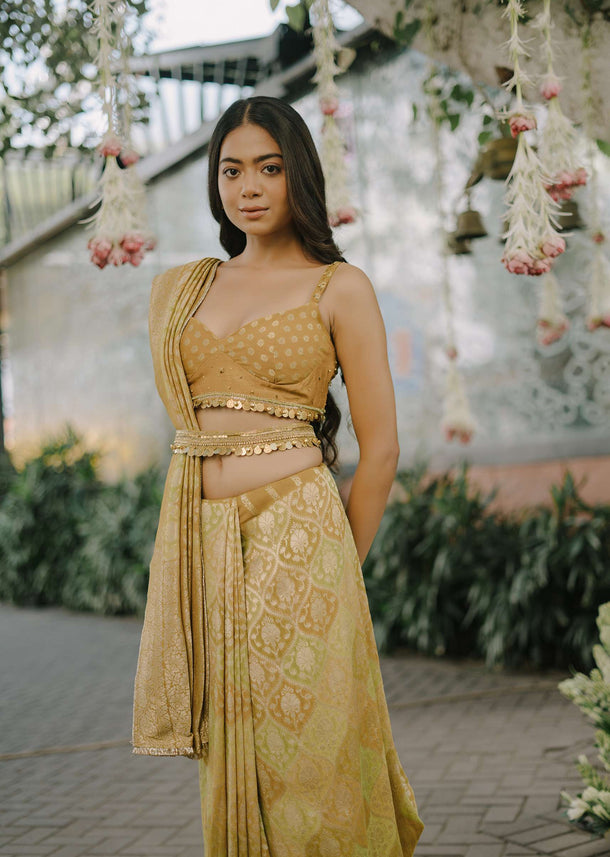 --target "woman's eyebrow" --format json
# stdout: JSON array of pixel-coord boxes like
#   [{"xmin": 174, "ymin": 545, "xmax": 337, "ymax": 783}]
[{"xmin": 220, "ymin": 153, "xmax": 284, "ymax": 164}]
